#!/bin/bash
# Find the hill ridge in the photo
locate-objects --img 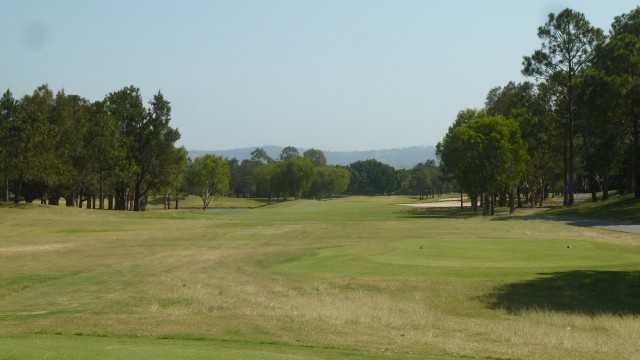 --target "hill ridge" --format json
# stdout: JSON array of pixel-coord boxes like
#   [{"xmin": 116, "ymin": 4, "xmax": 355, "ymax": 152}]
[{"xmin": 188, "ymin": 145, "xmax": 436, "ymax": 169}]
